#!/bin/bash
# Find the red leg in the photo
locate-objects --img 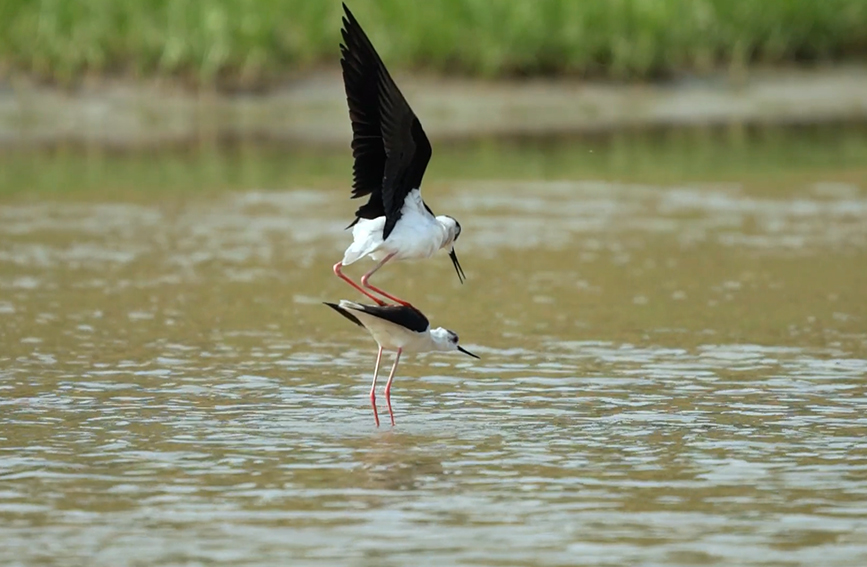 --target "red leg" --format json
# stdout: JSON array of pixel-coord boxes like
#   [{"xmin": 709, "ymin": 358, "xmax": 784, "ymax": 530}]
[
  {"xmin": 333, "ymin": 262, "xmax": 386, "ymax": 306},
  {"xmin": 384, "ymin": 348, "xmax": 402, "ymax": 427},
  {"xmin": 360, "ymin": 253, "xmax": 413, "ymax": 307},
  {"xmin": 364, "ymin": 281, "xmax": 413, "ymax": 307},
  {"xmin": 369, "ymin": 346, "xmax": 383, "ymax": 428}
]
